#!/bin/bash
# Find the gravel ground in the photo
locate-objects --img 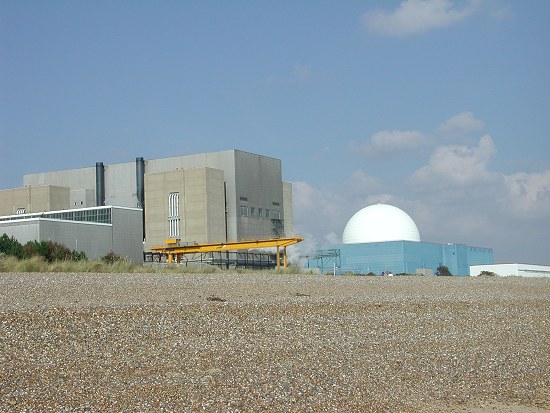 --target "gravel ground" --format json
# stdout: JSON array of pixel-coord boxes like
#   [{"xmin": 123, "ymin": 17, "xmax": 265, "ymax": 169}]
[{"xmin": 1, "ymin": 272, "xmax": 549, "ymax": 412}]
